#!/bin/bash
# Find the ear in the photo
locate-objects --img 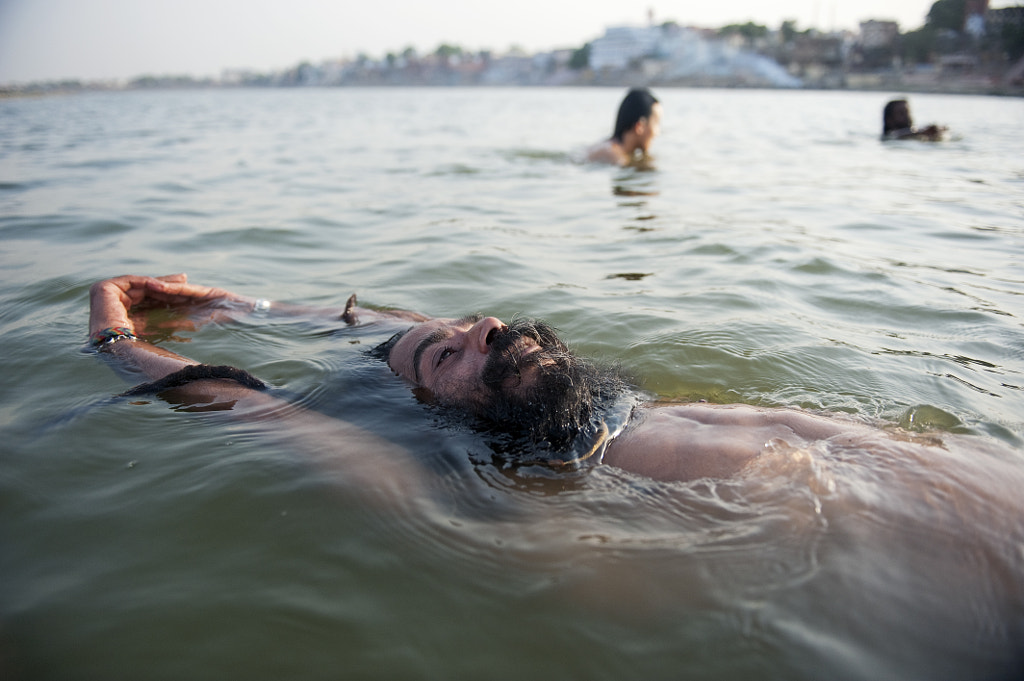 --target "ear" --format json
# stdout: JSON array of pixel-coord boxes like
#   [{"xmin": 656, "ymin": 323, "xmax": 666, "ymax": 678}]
[{"xmin": 633, "ymin": 117, "xmax": 648, "ymax": 136}]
